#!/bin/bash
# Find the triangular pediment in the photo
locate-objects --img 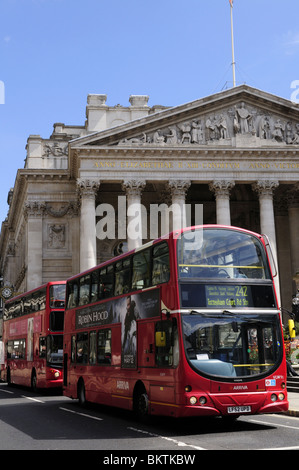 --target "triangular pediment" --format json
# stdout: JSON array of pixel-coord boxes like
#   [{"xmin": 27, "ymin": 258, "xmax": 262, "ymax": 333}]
[{"xmin": 70, "ymin": 85, "xmax": 299, "ymax": 150}]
